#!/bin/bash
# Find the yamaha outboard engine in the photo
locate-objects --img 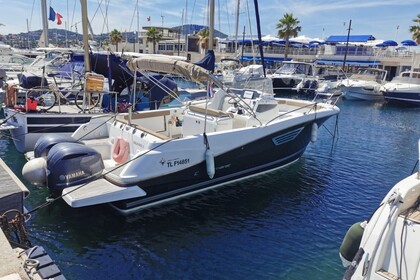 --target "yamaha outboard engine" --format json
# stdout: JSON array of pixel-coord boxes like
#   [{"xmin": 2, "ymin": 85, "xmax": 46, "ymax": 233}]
[
  {"xmin": 46, "ymin": 143, "xmax": 104, "ymax": 192},
  {"xmin": 34, "ymin": 134, "xmax": 81, "ymax": 158},
  {"xmin": 23, "ymin": 141, "xmax": 104, "ymax": 193}
]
